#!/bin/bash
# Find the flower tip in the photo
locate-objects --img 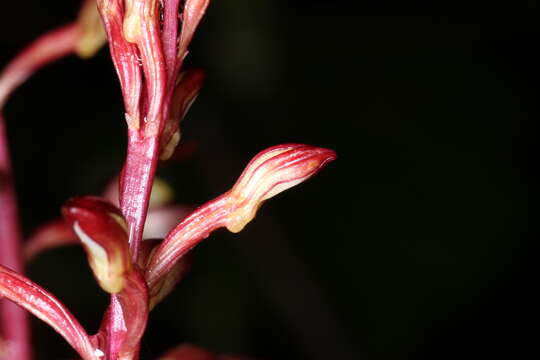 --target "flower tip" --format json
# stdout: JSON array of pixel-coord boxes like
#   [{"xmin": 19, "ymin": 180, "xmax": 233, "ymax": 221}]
[
  {"xmin": 225, "ymin": 144, "xmax": 336, "ymax": 233},
  {"xmin": 61, "ymin": 196, "xmax": 131, "ymax": 294}
]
